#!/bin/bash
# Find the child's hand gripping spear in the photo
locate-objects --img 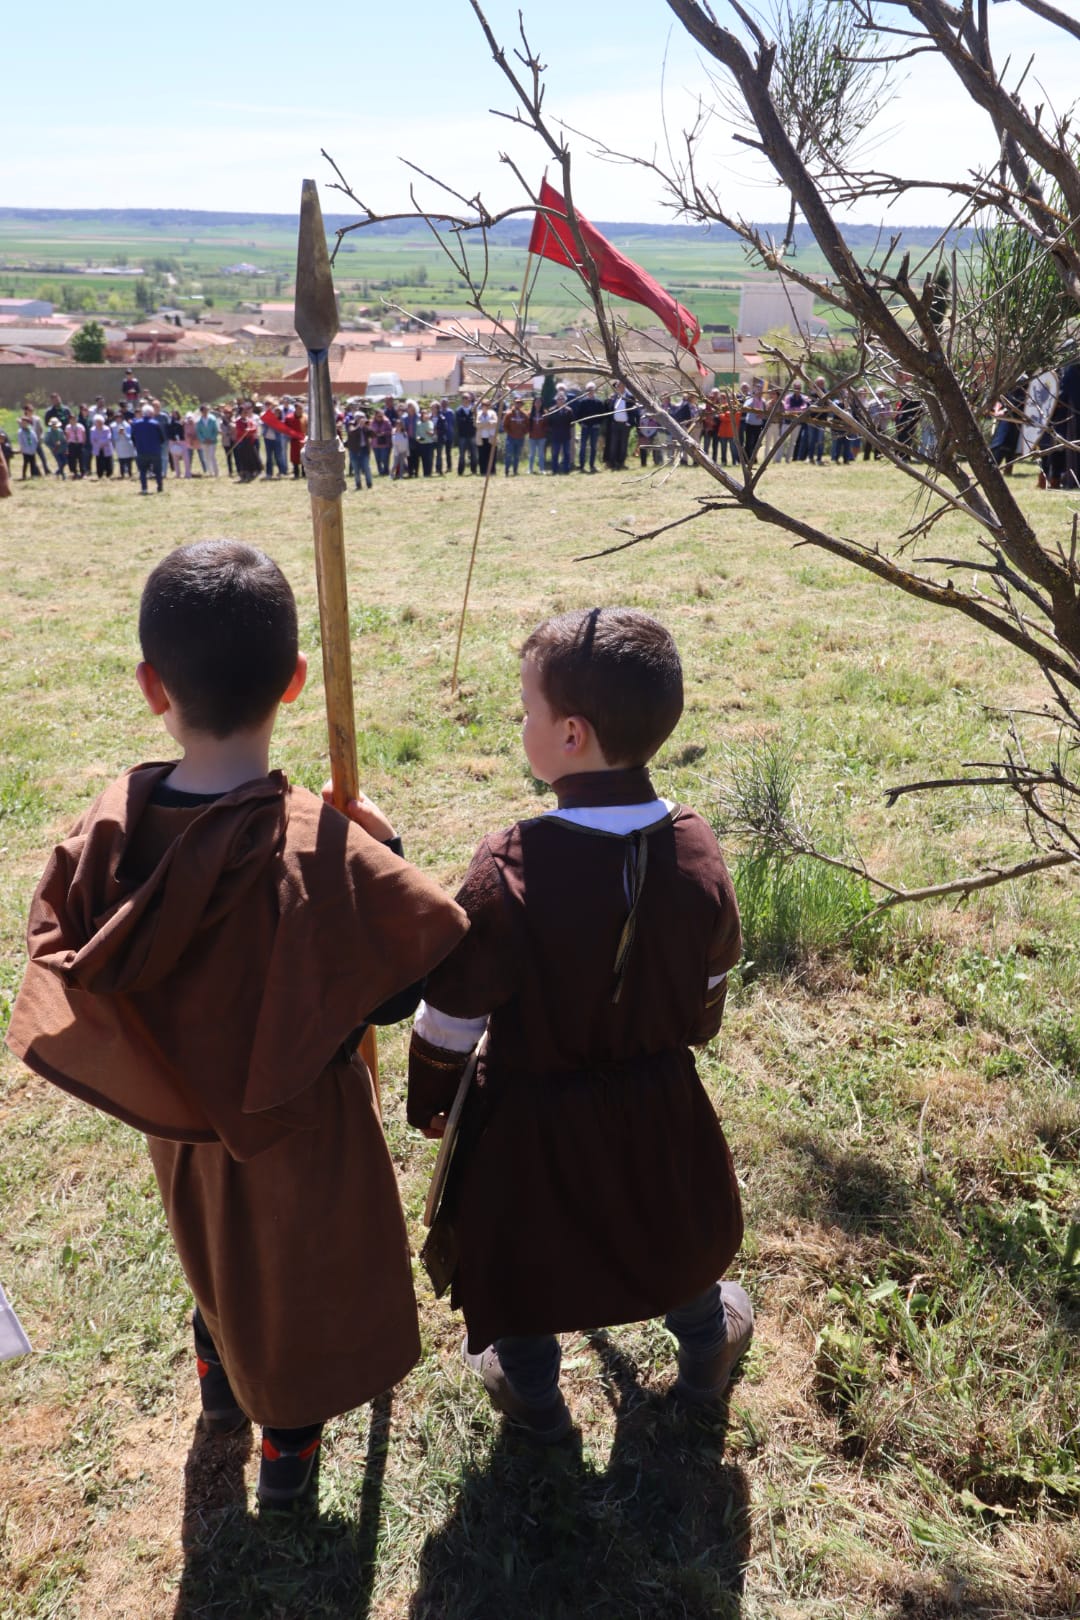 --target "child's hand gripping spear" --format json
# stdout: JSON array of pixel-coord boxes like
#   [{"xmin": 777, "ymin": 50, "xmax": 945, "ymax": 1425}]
[{"xmin": 294, "ymin": 178, "xmax": 380, "ymax": 1110}]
